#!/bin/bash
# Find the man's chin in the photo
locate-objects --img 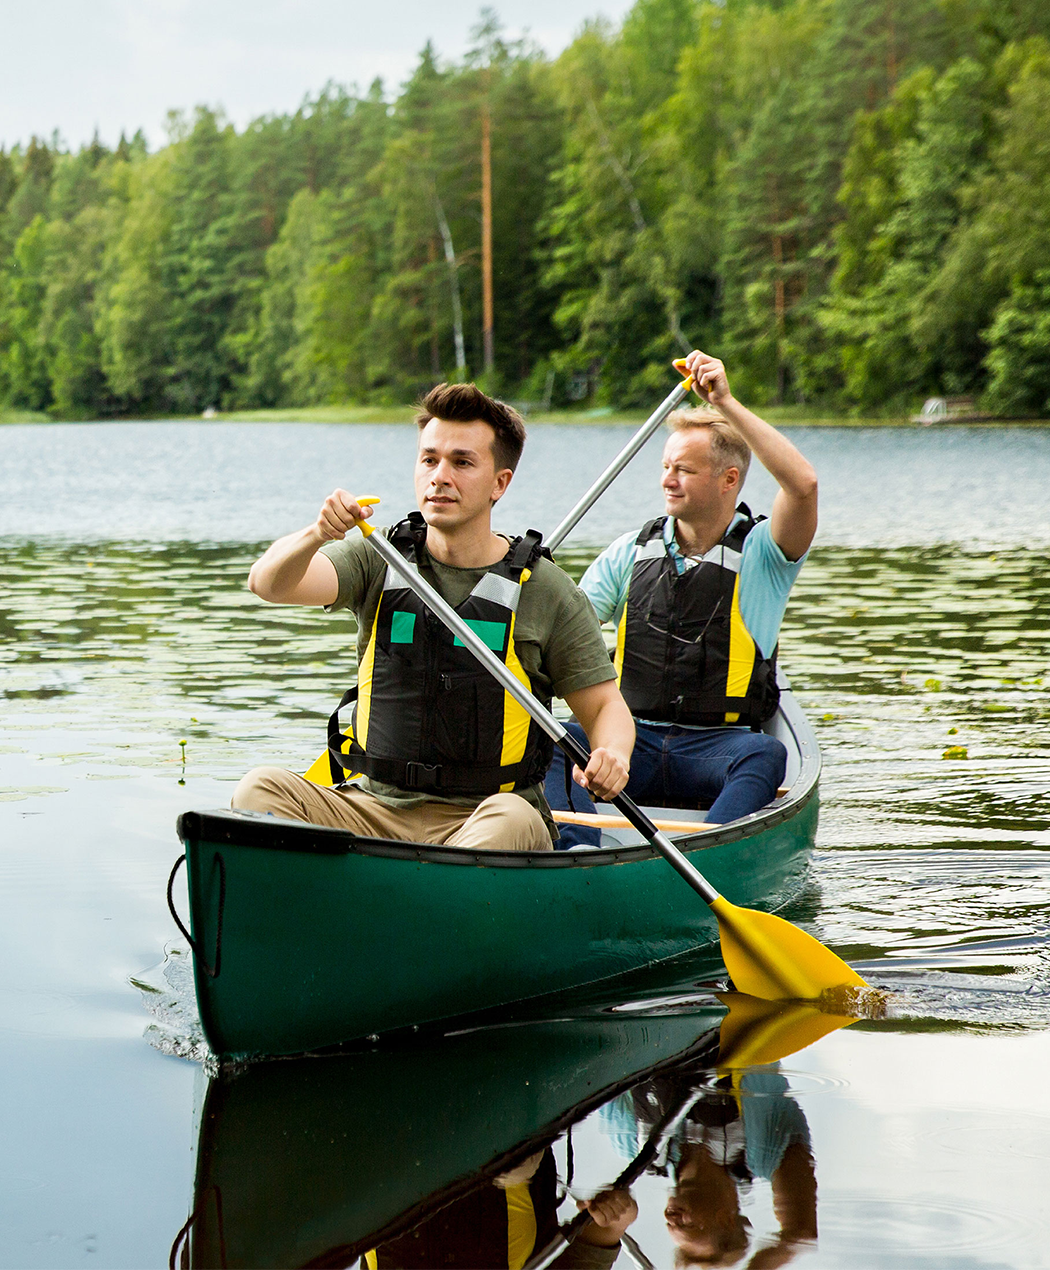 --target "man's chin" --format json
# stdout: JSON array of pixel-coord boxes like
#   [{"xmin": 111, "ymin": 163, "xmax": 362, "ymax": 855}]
[{"xmin": 420, "ymin": 503, "xmax": 462, "ymax": 526}]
